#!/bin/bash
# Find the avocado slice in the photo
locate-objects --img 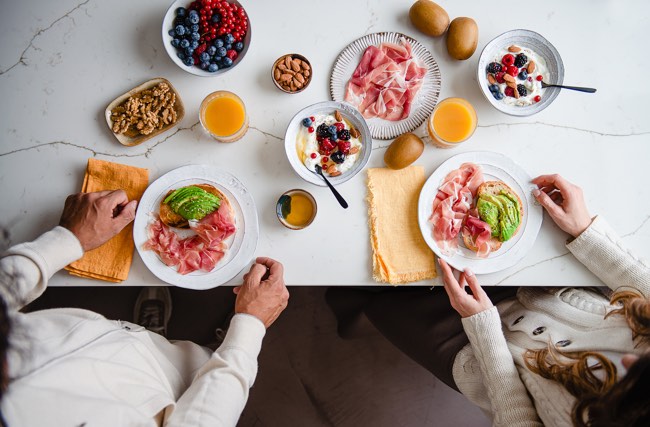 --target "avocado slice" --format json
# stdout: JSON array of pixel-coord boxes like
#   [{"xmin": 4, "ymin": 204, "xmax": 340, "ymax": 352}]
[
  {"xmin": 164, "ymin": 186, "xmax": 221, "ymax": 220},
  {"xmin": 495, "ymin": 193, "xmax": 520, "ymax": 242},
  {"xmin": 477, "ymin": 191, "xmax": 521, "ymax": 242},
  {"xmin": 477, "ymin": 198, "xmax": 500, "ymax": 237}
]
